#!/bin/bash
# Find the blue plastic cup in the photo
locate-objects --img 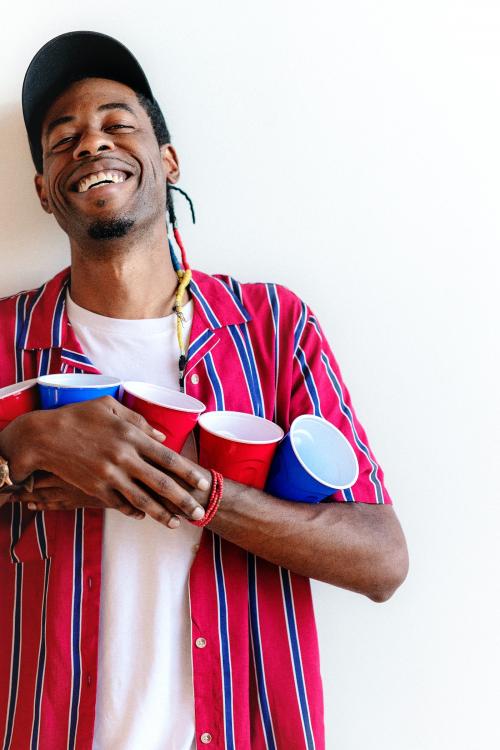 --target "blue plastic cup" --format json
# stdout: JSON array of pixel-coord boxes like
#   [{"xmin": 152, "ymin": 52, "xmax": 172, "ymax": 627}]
[
  {"xmin": 265, "ymin": 414, "xmax": 359, "ymax": 503},
  {"xmin": 37, "ymin": 374, "xmax": 121, "ymax": 409}
]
